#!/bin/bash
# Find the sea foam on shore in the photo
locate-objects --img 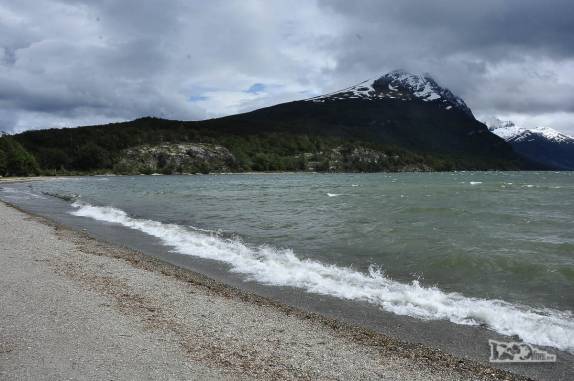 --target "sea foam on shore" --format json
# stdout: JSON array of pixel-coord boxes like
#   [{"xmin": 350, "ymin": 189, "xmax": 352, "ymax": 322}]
[{"xmin": 70, "ymin": 200, "xmax": 574, "ymax": 354}]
